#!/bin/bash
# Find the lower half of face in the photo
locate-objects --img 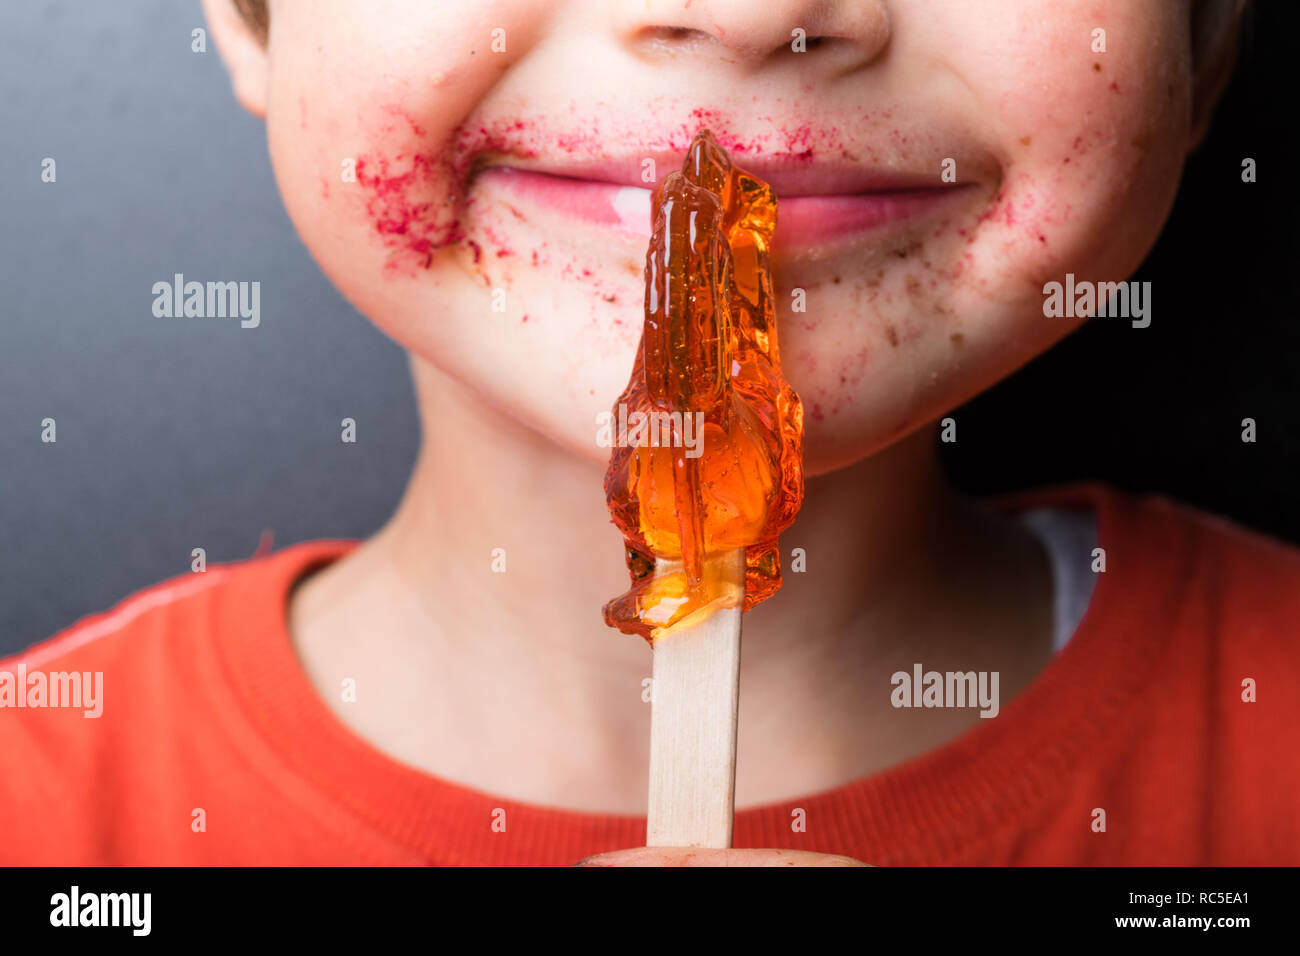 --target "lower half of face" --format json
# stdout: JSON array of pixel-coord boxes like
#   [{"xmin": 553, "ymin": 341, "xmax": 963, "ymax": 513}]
[{"xmin": 266, "ymin": 0, "xmax": 1193, "ymax": 474}]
